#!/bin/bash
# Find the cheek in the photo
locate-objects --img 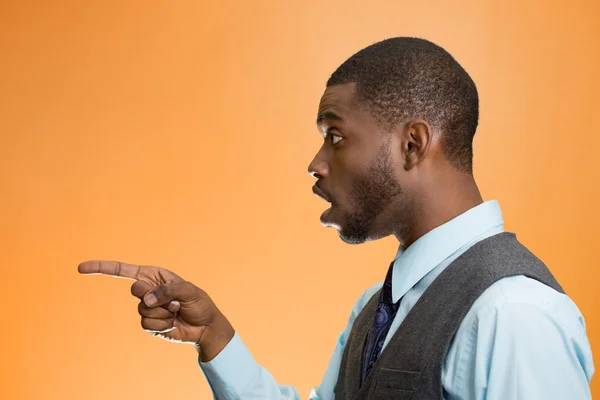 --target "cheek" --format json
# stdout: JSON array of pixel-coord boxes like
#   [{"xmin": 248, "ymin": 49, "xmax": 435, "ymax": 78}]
[
  {"xmin": 328, "ymin": 142, "xmax": 380, "ymax": 200},
  {"xmin": 333, "ymin": 145, "xmax": 374, "ymax": 176},
  {"xmin": 332, "ymin": 173, "xmax": 367, "ymax": 209},
  {"xmin": 329, "ymin": 162, "xmax": 358, "ymax": 196}
]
